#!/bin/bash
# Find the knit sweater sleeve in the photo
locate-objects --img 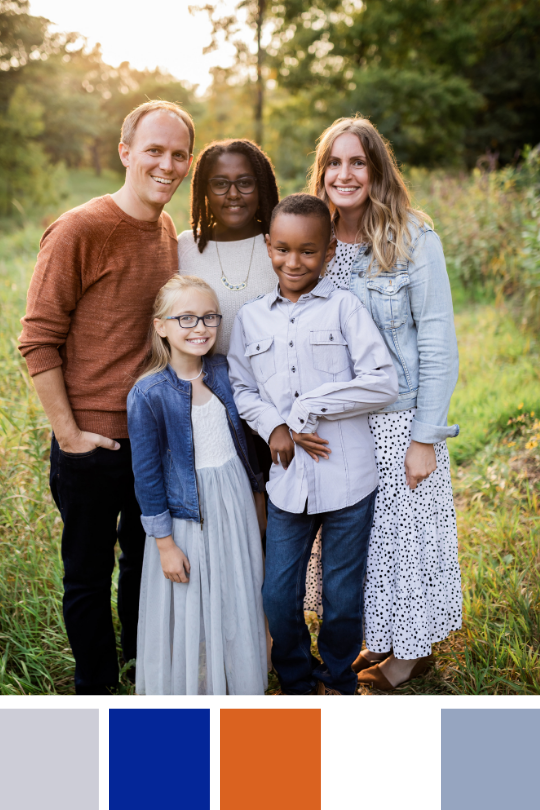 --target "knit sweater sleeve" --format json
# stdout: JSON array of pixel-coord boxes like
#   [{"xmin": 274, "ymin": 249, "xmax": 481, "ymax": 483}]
[{"xmin": 18, "ymin": 210, "xmax": 109, "ymax": 377}]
